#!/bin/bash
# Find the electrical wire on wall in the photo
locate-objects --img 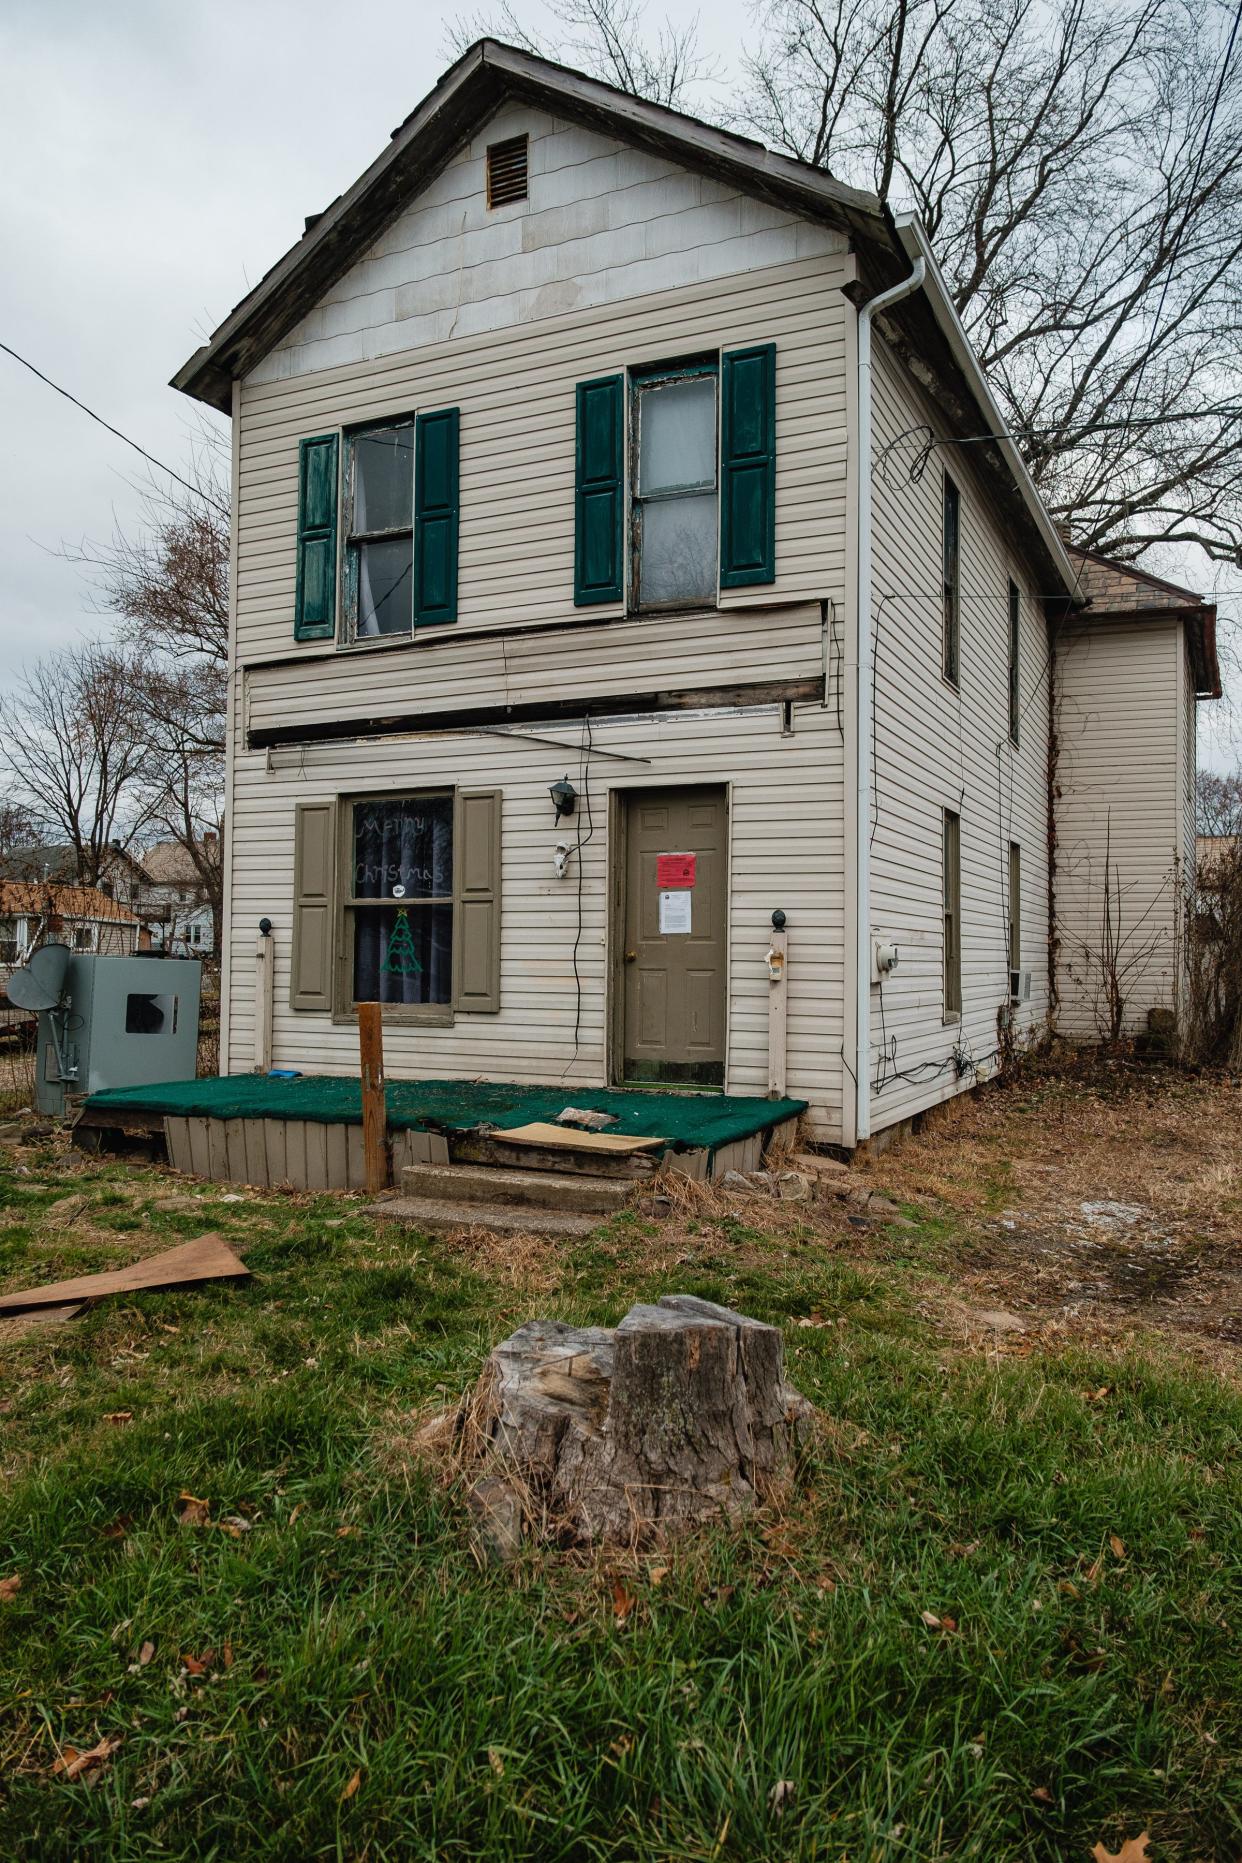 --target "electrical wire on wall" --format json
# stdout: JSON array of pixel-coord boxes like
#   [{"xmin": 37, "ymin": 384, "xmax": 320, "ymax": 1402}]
[{"xmin": 561, "ymin": 710, "xmax": 595, "ymax": 1081}]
